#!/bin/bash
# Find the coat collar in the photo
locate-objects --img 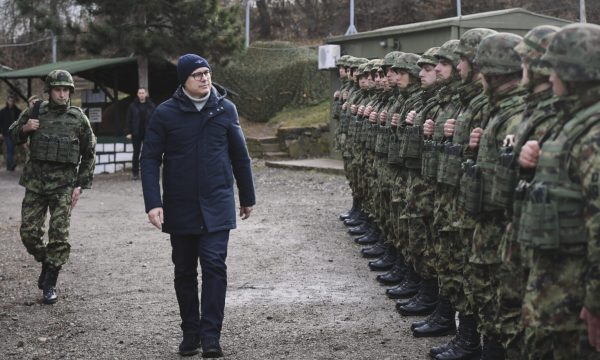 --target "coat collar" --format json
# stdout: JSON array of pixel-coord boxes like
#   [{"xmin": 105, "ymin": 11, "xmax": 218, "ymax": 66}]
[{"xmin": 172, "ymin": 83, "xmax": 228, "ymax": 113}]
